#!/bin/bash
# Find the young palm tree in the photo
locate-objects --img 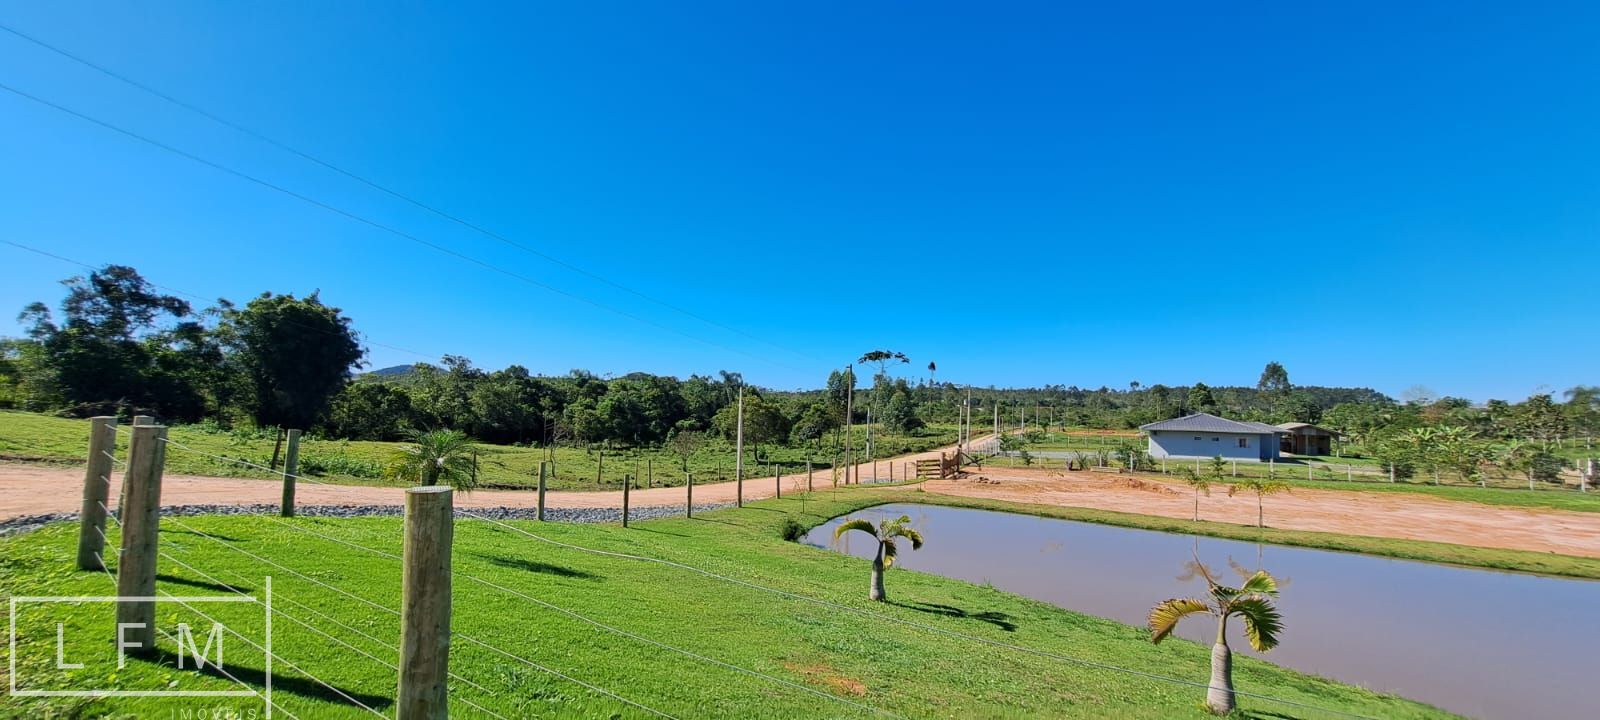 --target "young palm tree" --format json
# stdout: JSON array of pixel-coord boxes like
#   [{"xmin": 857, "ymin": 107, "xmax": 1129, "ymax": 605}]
[
  {"xmin": 1176, "ymin": 466, "xmax": 1210, "ymax": 521},
  {"xmin": 833, "ymin": 514, "xmax": 924, "ymax": 601},
  {"xmin": 1149, "ymin": 564, "xmax": 1283, "ymax": 715},
  {"xmin": 387, "ymin": 429, "xmax": 478, "ymax": 489},
  {"xmin": 1228, "ymin": 478, "xmax": 1288, "ymax": 528}
]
